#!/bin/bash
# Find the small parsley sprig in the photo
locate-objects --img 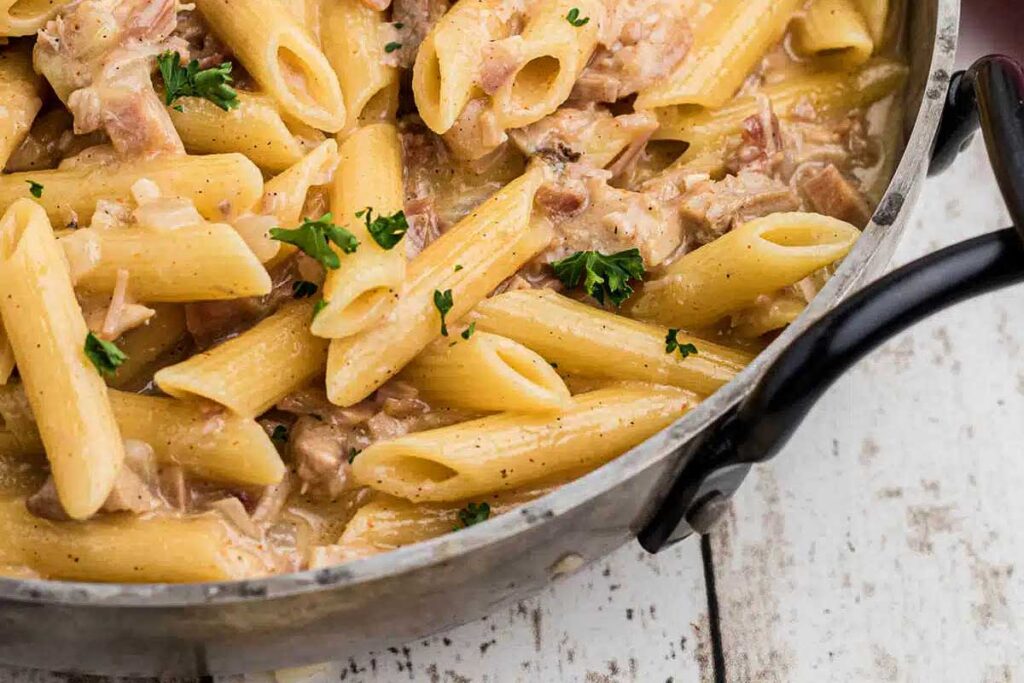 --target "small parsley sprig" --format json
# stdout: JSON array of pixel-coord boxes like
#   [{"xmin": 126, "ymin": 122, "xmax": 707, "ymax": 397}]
[
  {"xmin": 455, "ymin": 502, "xmax": 491, "ymax": 529},
  {"xmin": 26, "ymin": 180, "xmax": 43, "ymax": 198},
  {"xmin": 357, "ymin": 207, "xmax": 408, "ymax": 250},
  {"xmin": 550, "ymin": 248, "xmax": 645, "ymax": 307},
  {"xmin": 84, "ymin": 333, "xmax": 128, "ymax": 376},
  {"xmin": 157, "ymin": 51, "xmax": 240, "ymax": 112},
  {"xmin": 566, "ymin": 7, "xmax": 590, "ymax": 26},
  {"xmin": 665, "ymin": 329, "xmax": 698, "ymax": 359},
  {"xmin": 433, "ymin": 289, "xmax": 454, "ymax": 336},
  {"xmin": 461, "ymin": 322, "xmax": 476, "ymax": 340},
  {"xmin": 270, "ymin": 214, "xmax": 359, "ymax": 269},
  {"xmin": 384, "ymin": 41, "xmax": 402, "ymax": 53}
]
